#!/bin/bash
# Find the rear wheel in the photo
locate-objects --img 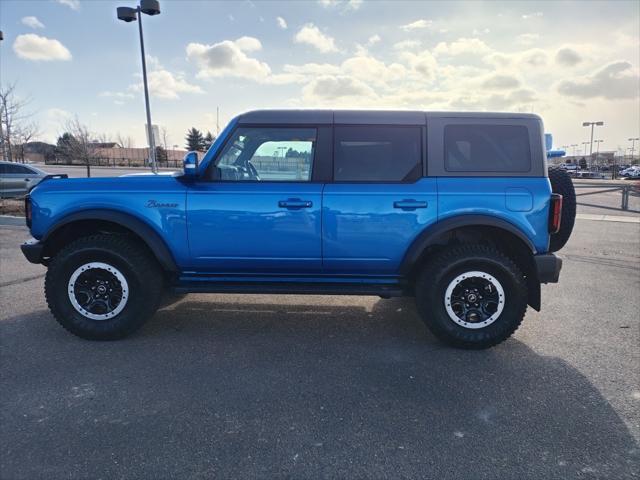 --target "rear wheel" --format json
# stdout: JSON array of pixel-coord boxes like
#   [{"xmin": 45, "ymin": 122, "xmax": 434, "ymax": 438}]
[
  {"xmin": 45, "ymin": 234, "xmax": 163, "ymax": 340},
  {"xmin": 415, "ymin": 244, "xmax": 527, "ymax": 349}
]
